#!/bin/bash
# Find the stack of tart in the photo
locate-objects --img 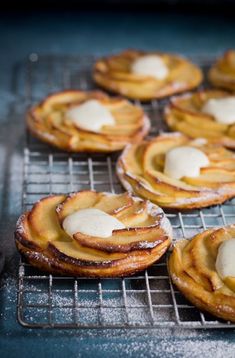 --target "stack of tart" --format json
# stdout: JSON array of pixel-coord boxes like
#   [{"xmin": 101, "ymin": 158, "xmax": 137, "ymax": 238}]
[{"xmin": 15, "ymin": 50, "xmax": 235, "ymax": 323}]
